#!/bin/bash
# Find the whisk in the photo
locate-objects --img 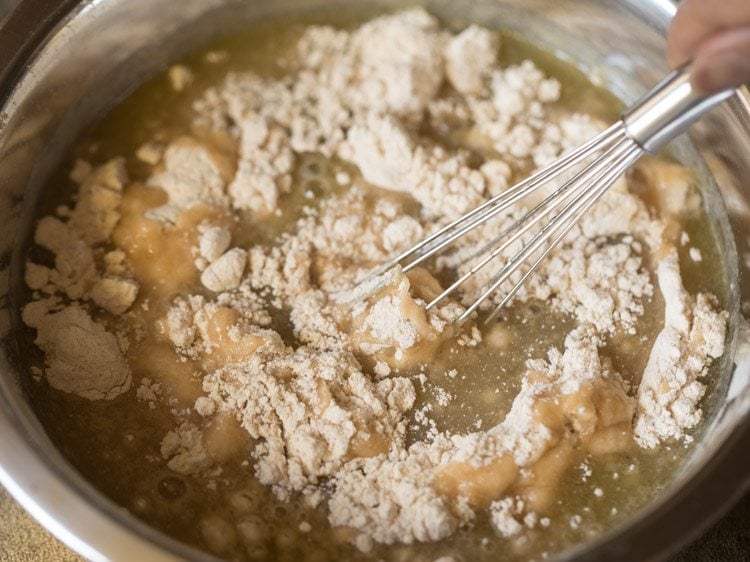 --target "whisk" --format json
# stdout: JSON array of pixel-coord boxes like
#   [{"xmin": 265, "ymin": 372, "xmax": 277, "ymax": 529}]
[{"xmin": 370, "ymin": 64, "xmax": 737, "ymax": 324}]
